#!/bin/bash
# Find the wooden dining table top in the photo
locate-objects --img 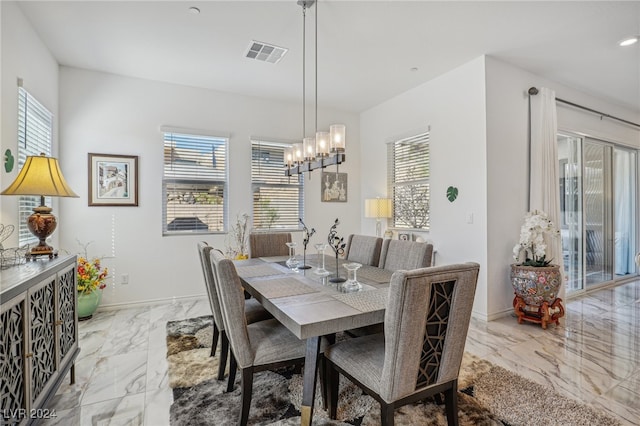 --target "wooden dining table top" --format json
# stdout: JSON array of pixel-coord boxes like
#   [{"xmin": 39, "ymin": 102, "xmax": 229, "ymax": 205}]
[{"xmin": 234, "ymin": 254, "xmax": 393, "ymax": 339}]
